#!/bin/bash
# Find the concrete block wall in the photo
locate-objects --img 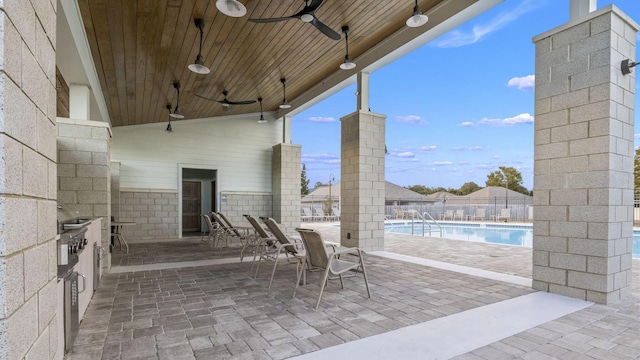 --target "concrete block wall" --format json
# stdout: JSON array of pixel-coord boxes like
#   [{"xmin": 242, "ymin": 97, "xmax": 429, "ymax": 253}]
[
  {"xmin": 56, "ymin": 118, "xmax": 112, "ymax": 256},
  {"xmin": 532, "ymin": 6, "xmax": 637, "ymax": 304},
  {"xmin": 220, "ymin": 192, "xmax": 272, "ymax": 227},
  {"xmin": 119, "ymin": 189, "xmax": 178, "ymax": 242},
  {"xmin": 271, "ymin": 144, "xmax": 301, "ymax": 235},
  {"xmin": 340, "ymin": 111, "xmax": 386, "ymax": 251},
  {"xmin": 0, "ymin": 0, "xmax": 59, "ymax": 359}
]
